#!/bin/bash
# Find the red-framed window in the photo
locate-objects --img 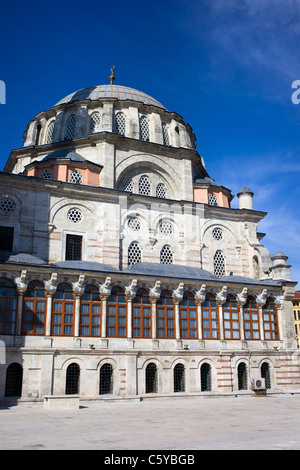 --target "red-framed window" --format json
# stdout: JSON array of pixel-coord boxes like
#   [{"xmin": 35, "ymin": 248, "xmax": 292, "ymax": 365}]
[
  {"xmin": 157, "ymin": 289, "xmax": 175, "ymax": 338},
  {"xmin": 243, "ymin": 296, "xmax": 260, "ymax": 340},
  {"xmin": 263, "ymin": 297, "xmax": 279, "ymax": 340},
  {"xmin": 22, "ymin": 280, "xmax": 46, "ymax": 335},
  {"xmin": 223, "ymin": 294, "xmax": 240, "ymax": 339},
  {"xmin": 52, "ymin": 283, "xmax": 75, "ymax": 336},
  {"xmin": 107, "ymin": 286, "xmax": 127, "ymax": 337},
  {"xmin": 202, "ymin": 293, "xmax": 219, "ymax": 339},
  {"xmin": 80, "ymin": 284, "xmax": 101, "ymax": 336},
  {"xmin": 179, "ymin": 291, "xmax": 198, "ymax": 339},
  {"xmin": 132, "ymin": 288, "xmax": 152, "ymax": 338}
]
